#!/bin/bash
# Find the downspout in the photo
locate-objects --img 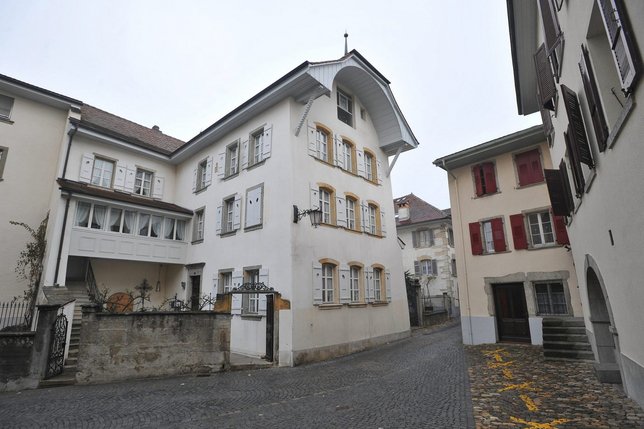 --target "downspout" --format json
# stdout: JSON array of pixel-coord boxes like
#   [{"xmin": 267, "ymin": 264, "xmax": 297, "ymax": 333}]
[
  {"xmin": 61, "ymin": 123, "xmax": 78, "ymax": 179},
  {"xmin": 441, "ymin": 159, "xmax": 474, "ymax": 345}
]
